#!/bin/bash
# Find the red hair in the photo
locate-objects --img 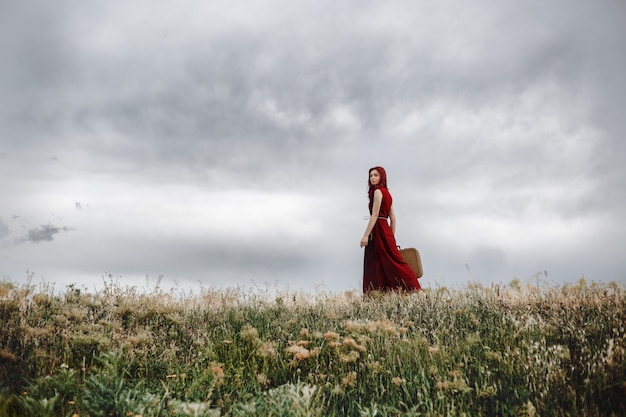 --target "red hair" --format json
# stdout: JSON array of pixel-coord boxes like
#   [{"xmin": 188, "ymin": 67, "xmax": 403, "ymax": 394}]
[{"xmin": 367, "ymin": 166, "xmax": 388, "ymax": 201}]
